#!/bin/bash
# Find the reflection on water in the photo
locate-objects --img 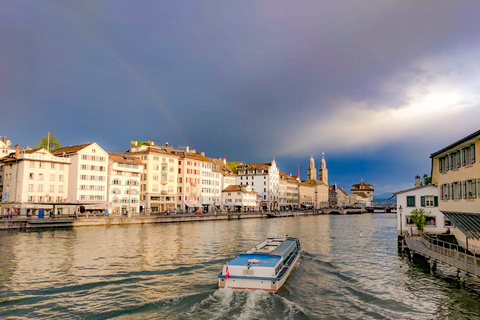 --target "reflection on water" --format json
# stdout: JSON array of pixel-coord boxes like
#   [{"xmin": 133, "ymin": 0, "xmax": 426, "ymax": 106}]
[{"xmin": 0, "ymin": 214, "xmax": 479, "ymax": 319}]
